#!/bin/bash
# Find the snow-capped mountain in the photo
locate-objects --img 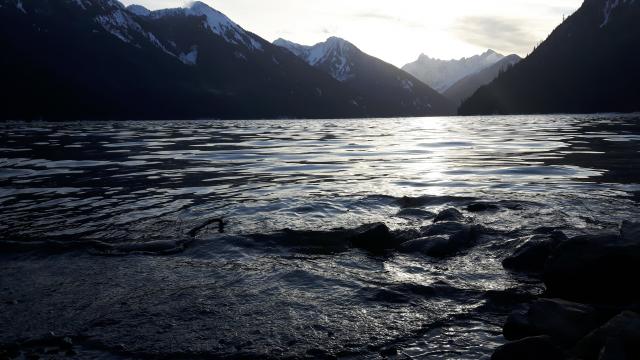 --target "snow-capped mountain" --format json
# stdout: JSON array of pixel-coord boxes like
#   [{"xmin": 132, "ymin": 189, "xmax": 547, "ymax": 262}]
[
  {"xmin": 274, "ymin": 37, "xmax": 455, "ymax": 116},
  {"xmin": 402, "ymin": 50, "xmax": 505, "ymax": 93},
  {"xmin": 0, "ymin": 0, "xmax": 379, "ymax": 120},
  {"xmin": 274, "ymin": 37, "xmax": 358, "ymax": 81},
  {"xmin": 459, "ymin": 0, "xmax": 640, "ymax": 115},
  {"xmin": 443, "ymin": 55, "xmax": 521, "ymax": 105},
  {"xmin": 0, "ymin": 0, "xmax": 456, "ymax": 120},
  {"xmin": 129, "ymin": 1, "xmax": 263, "ymax": 51}
]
